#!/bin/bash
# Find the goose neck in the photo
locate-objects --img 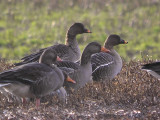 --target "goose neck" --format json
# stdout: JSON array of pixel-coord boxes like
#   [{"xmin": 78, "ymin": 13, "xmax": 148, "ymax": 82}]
[
  {"xmin": 65, "ymin": 33, "xmax": 76, "ymax": 46},
  {"xmin": 105, "ymin": 45, "xmax": 113, "ymax": 50},
  {"xmin": 80, "ymin": 52, "xmax": 91, "ymax": 66},
  {"xmin": 110, "ymin": 48, "xmax": 122, "ymax": 64},
  {"xmin": 65, "ymin": 33, "xmax": 80, "ymax": 54}
]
